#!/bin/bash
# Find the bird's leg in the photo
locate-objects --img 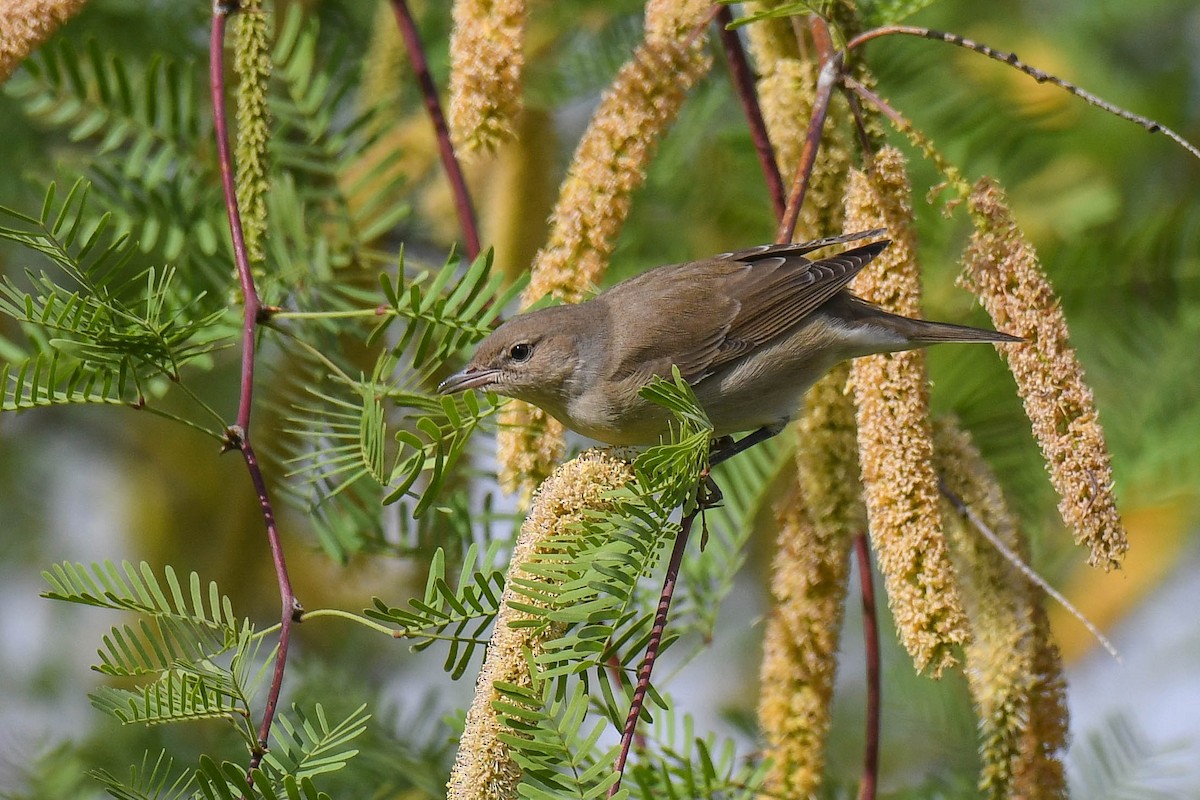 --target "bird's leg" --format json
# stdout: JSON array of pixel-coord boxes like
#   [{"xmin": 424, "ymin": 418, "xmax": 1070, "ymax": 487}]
[{"xmin": 710, "ymin": 421, "xmax": 786, "ymax": 467}]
